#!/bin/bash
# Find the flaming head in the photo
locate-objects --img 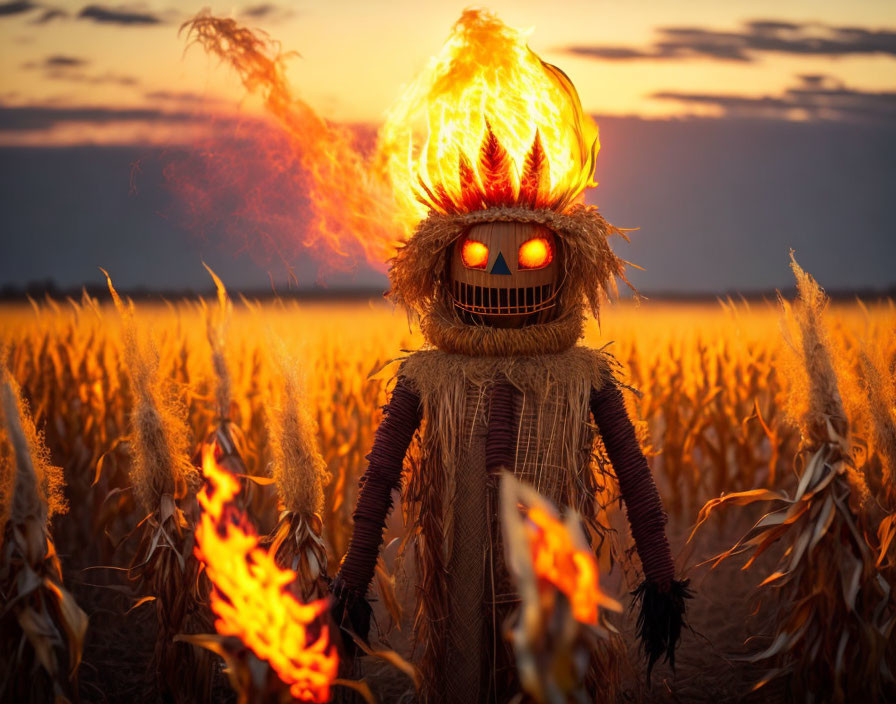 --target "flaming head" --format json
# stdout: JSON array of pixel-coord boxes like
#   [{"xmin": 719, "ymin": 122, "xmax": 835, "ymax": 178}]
[
  {"xmin": 386, "ymin": 10, "xmax": 631, "ymax": 339},
  {"xmin": 181, "ymin": 8, "xmax": 630, "ymax": 339},
  {"xmin": 382, "ymin": 9, "xmax": 599, "ymax": 220}
]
